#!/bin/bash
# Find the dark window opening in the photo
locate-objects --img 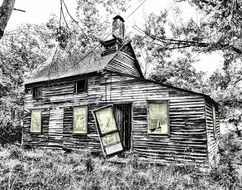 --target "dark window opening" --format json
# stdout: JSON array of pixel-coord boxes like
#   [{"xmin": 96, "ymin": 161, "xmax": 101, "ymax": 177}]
[
  {"xmin": 33, "ymin": 87, "xmax": 42, "ymax": 99},
  {"xmin": 74, "ymin": 79, "xmax": 87, "ymax": 93}
]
